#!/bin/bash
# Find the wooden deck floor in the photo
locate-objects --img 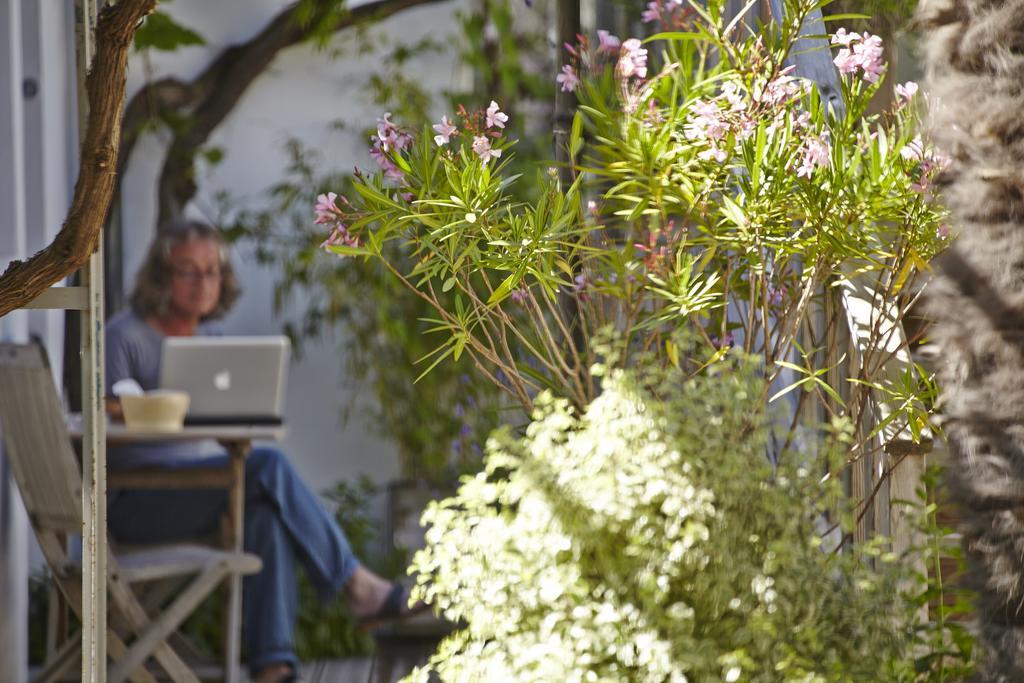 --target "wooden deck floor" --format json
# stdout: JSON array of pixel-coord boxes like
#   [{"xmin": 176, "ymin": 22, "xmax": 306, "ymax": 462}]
[
  {"xmin": 300, "ymin": 636, "xmax": 437, "ymax": 682},
  {"xmin": 300, "ymin": 624, "xmax": 445, "ymax": 682},
  {"xmin": 33, "ymin": 628, "xmax": 445, "ymax": 683}
]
